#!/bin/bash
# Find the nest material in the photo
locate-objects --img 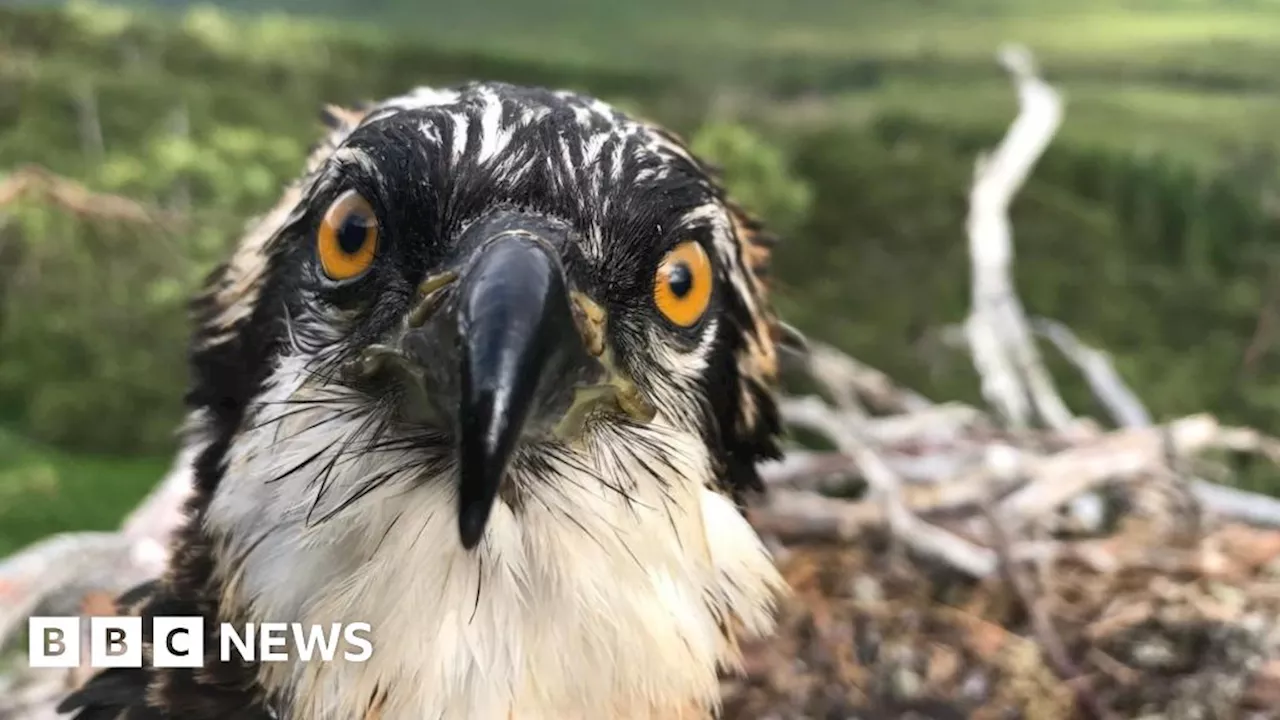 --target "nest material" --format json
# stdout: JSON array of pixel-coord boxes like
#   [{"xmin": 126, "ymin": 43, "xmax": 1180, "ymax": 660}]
[
  {"xmin": 713, "ymin": 335, "xmax": 1280, "ymax": 720},
  {"xmin": 726, "ymin": 463, "xmax": 1280, "ymax": 719}
]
